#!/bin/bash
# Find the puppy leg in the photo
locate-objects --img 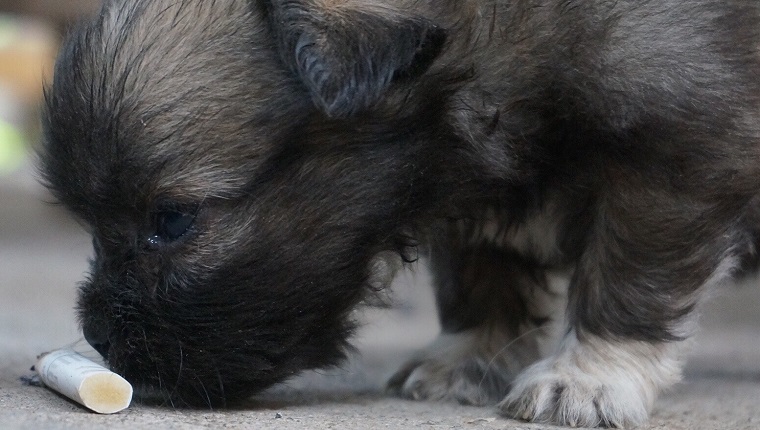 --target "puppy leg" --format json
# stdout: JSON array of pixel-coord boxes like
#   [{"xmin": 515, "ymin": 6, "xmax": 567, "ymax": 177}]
[
  {"xmin": 500, "ymin": 330, "xmax": 686, "ymax": 428},
  {"xmin": 388, "ymin": 234, "xmax": 568, "ymax": 405},
  {"xmin": 500, "ymin": 175, "xmax": 748, "ymax": 427}
]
